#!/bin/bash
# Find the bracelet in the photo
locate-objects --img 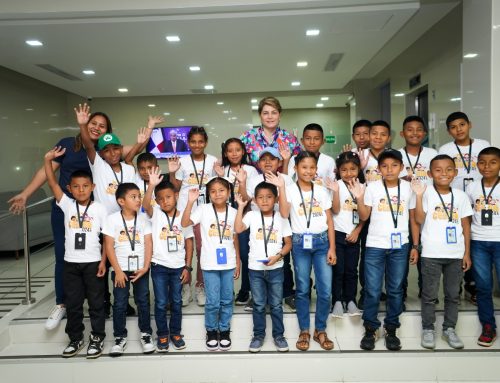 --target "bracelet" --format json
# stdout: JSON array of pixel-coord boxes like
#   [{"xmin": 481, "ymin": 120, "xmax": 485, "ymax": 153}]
[
  {"xmin": 411, "ymin": 244, "xmax": 421, "ymax": 251},
  {"xmin": 184, "ymin": 265, "xmax": 193, "ymax": 272}
]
